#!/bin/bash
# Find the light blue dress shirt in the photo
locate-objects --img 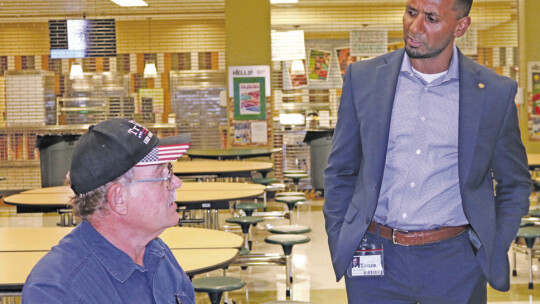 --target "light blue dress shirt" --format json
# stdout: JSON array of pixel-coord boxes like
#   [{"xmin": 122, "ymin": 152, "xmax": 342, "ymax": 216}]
[
  {"xmin": 373, "ymin": 45, "xmax": 469, "ymax": 230},
  {"xmin": 22, "ymin": 220, "xmax": 195, "ymax": 304}
]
